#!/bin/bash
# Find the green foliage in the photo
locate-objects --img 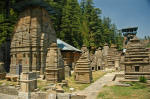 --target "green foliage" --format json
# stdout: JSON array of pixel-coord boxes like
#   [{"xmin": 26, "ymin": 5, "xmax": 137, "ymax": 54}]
[
  {"xmin": 139, "ymin": 76, "xmax": 147, "ymax": 83},
  {"xmin": 59, "ymin": 0, "xmax": 83, "ymax": 48},
  {"xmin": 44, "ymin": 0, "xmax": 65, "ymax": 37},
  {"xmin": 97, "ymin": 82, "xmax": 150, "ymax": 99},
  {"xmin": 80, "ymin": 0, "xmax": 104, "ymax": 51},
  {"xmin": 0, "ymin": 0, "xmax": 123, "ymax": 51},
  {"xmin": 0, "ymin": 0, "xmax": 17, "ymax": 46}
]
